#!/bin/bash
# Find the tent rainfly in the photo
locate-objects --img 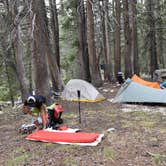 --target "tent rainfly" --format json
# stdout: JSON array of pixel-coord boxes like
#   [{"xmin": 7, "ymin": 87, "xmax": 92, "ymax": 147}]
[
  {"xmin": 131, "ymin": 74, "xmax": 160, "ymax": 89},
  {"xmin": 113, "ymin": 78, "xmax": 166, "ymax": 104},
  {"xmin": 61, "ymin": 79, "xmax": 105, "ymax": 102}
]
